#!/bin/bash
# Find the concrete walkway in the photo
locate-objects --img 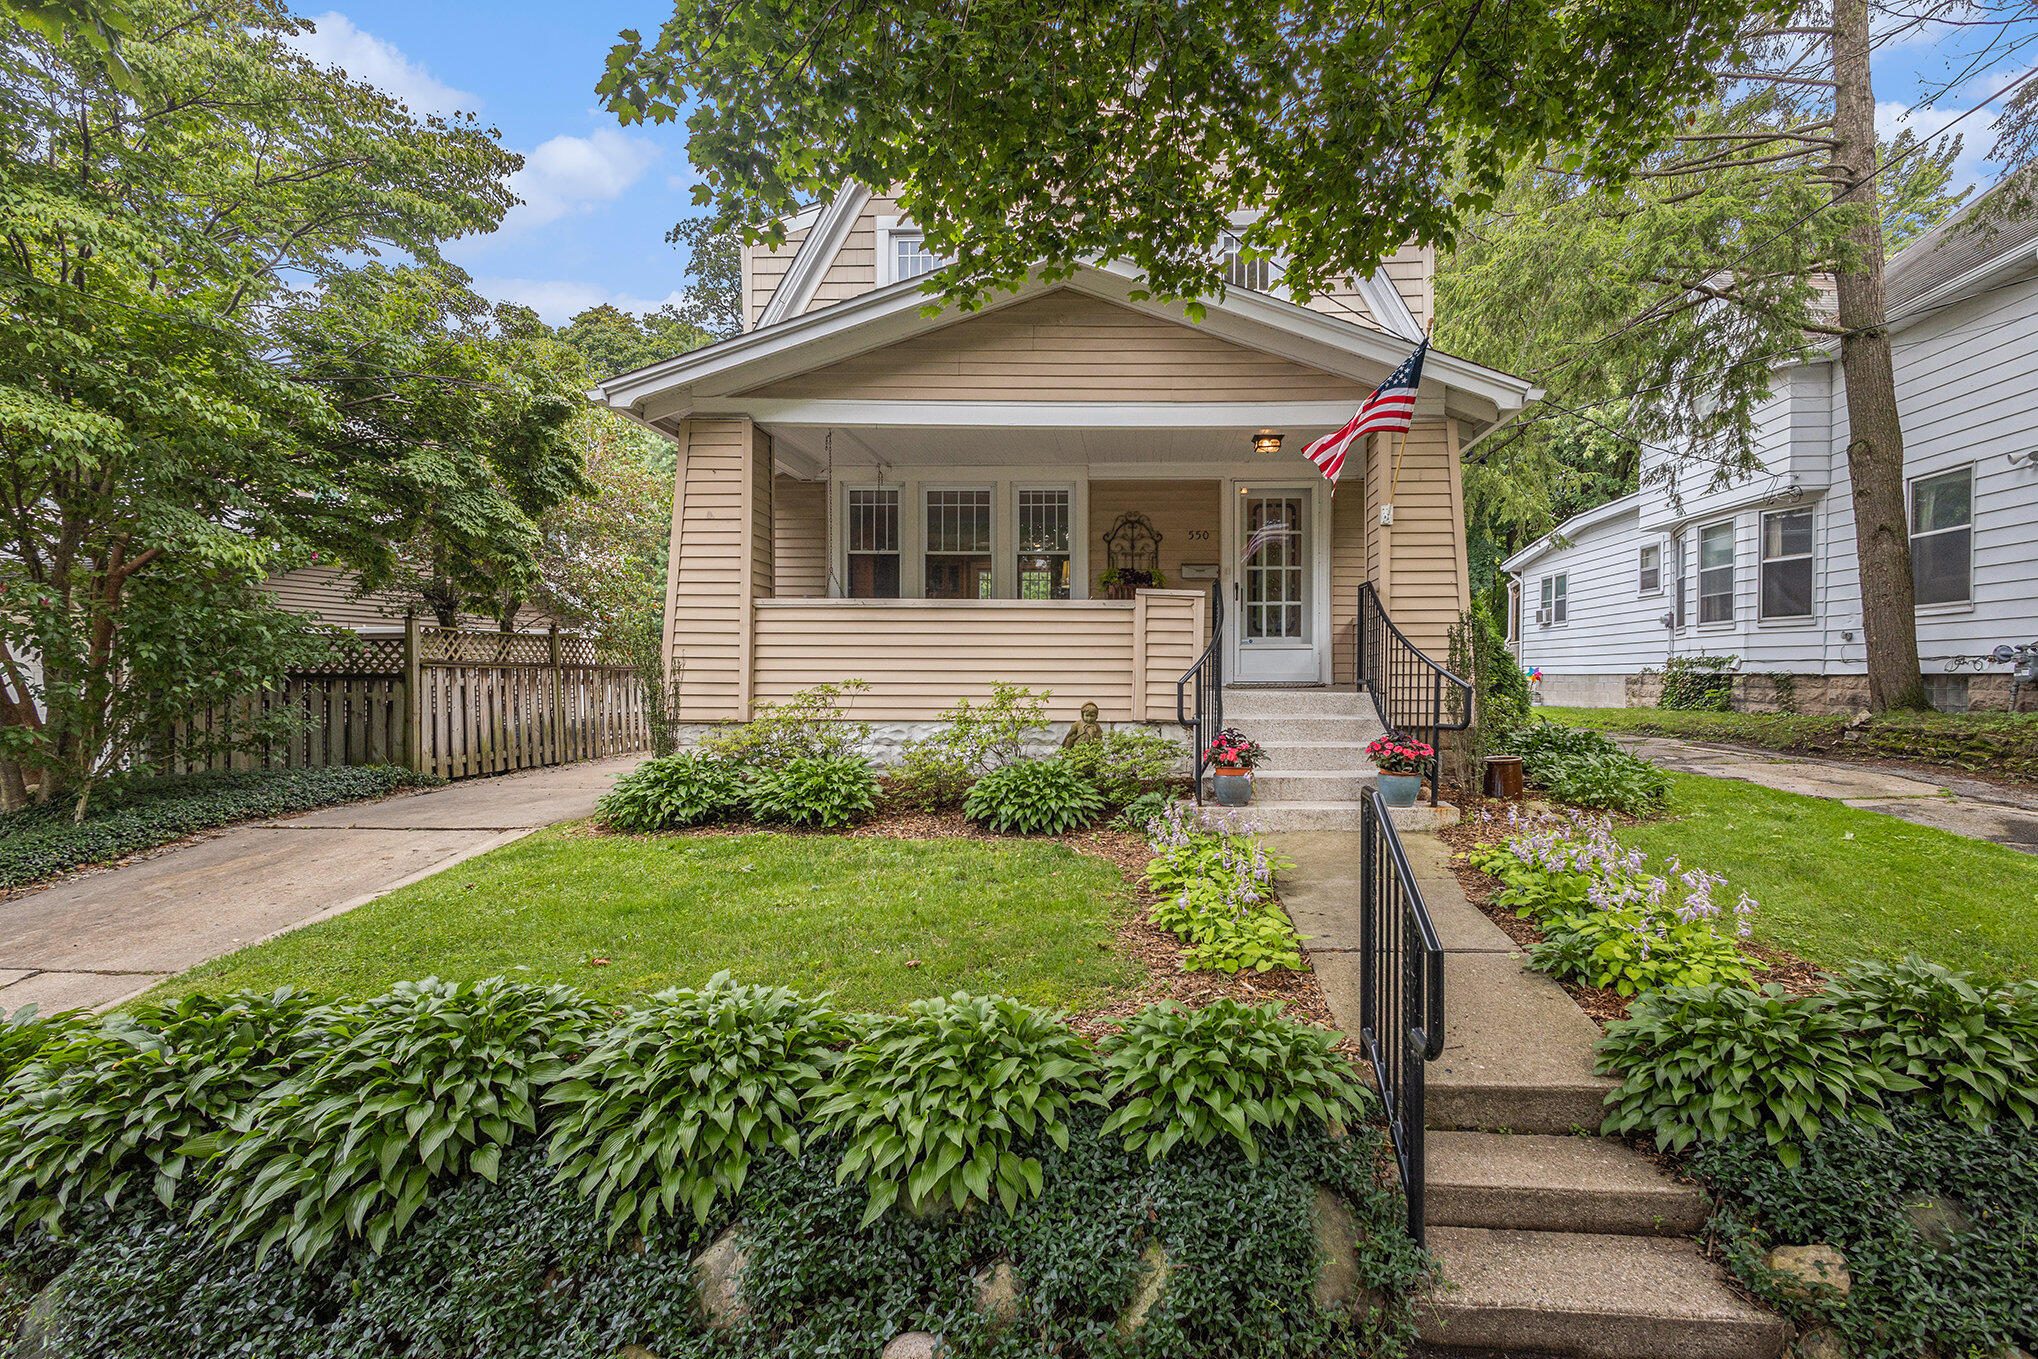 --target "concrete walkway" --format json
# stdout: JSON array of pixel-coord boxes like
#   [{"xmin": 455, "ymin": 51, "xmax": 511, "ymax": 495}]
[
  {"xmin": 0, "ymin": 757, "xmax": 643, "ymax": 1013},
  {"xmin": 1272, "ymin": 829, "xmax": 1786, "ymax": 1359},
  {"xmin": 1617, "ymin": 734, "xmax": 2038, "ymax": 854}
]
